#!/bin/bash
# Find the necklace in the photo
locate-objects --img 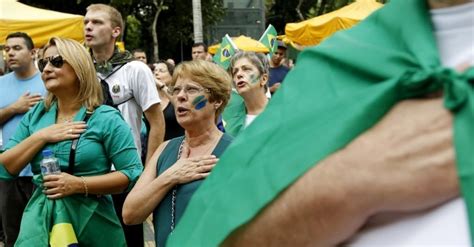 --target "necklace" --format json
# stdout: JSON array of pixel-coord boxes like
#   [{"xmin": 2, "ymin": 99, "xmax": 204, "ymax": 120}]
[
  {"xmin": 170, "ymin": 134, "xmax": 221, "ymax": 232},
  {"xmin": 57, "ymin": 114, "xmax": 75, "ymax": 123}
]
